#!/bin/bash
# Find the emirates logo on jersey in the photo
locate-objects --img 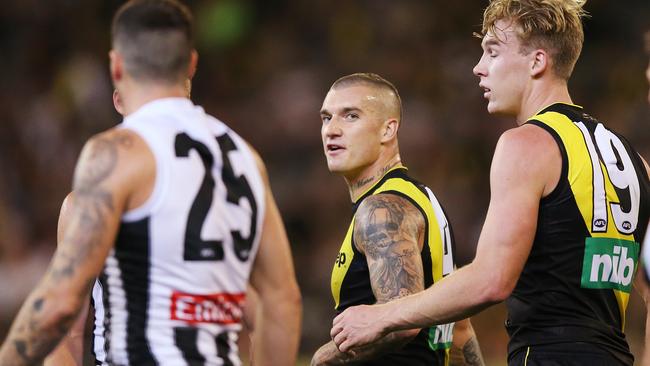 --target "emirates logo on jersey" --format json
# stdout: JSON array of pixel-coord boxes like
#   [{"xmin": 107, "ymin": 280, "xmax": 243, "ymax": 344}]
[{"xmin": 170, "ymin": 291, "xmax": 246, "ymax": 325}]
